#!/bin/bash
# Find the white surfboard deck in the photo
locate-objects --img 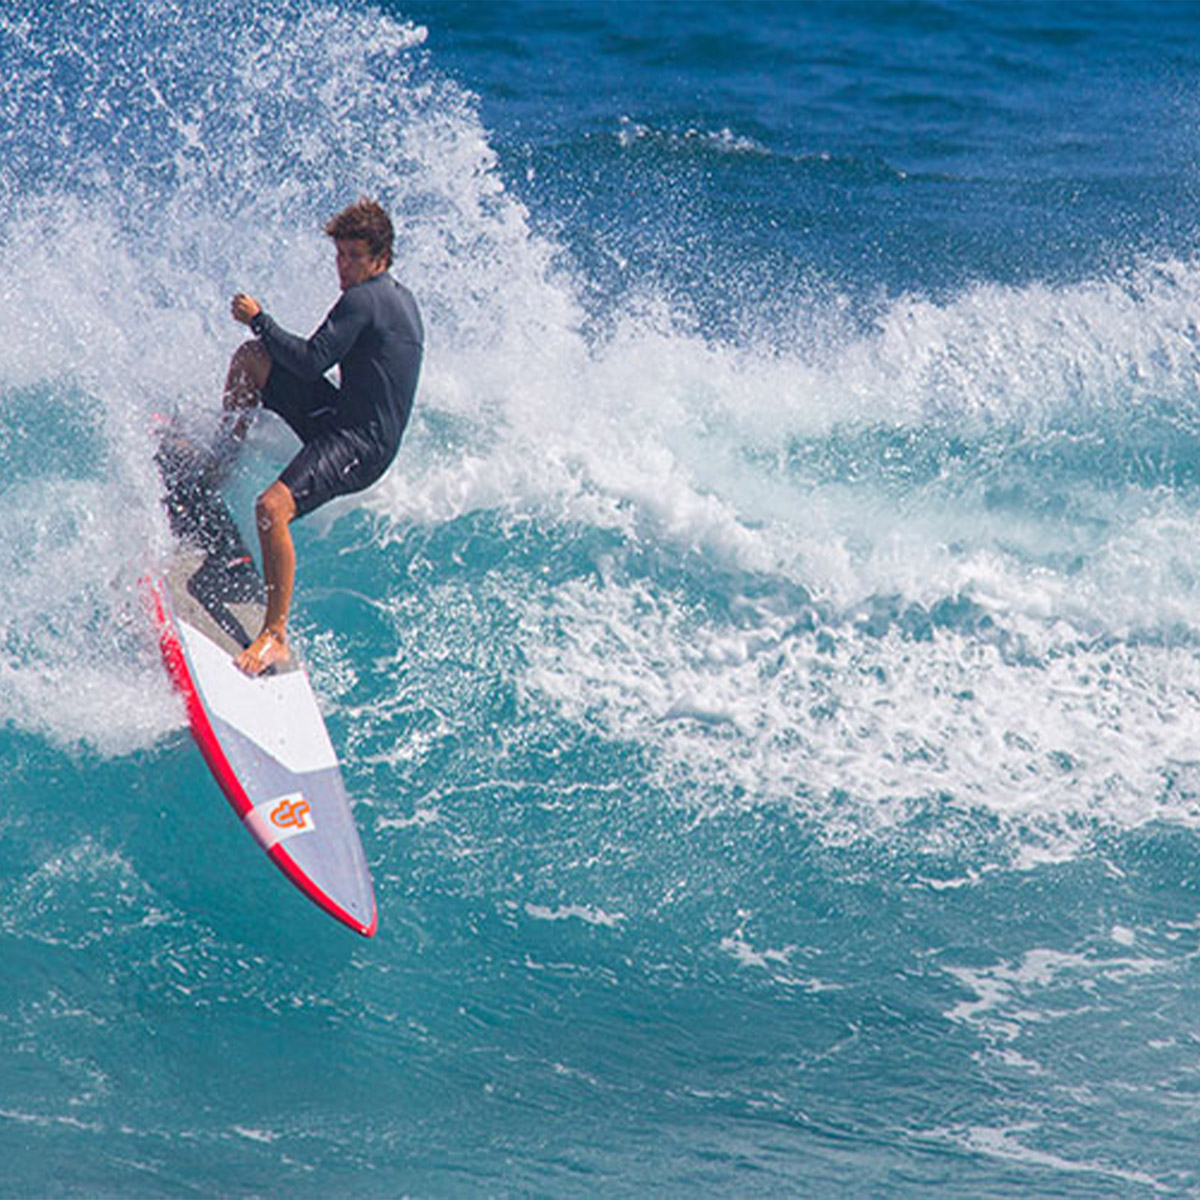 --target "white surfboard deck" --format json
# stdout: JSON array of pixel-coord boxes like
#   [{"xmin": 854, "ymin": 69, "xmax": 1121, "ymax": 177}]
[{"xmin": 150, "ymin": 439, "xmax": 377, "ymax": 937}]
